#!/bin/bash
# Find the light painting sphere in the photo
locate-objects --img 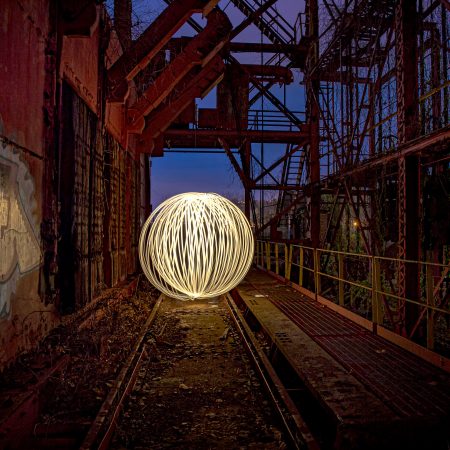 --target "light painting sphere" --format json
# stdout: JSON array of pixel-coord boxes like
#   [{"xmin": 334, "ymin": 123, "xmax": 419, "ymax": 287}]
[{"xmin": 139, "ymin": 192, "xmax": 254, "ymax": 300}]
